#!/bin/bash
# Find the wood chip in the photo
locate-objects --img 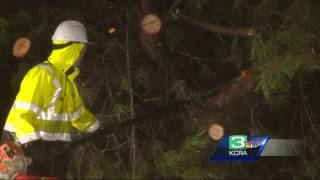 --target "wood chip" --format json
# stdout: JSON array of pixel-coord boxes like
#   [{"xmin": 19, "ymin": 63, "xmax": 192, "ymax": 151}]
[{"xmin": 108, "ymin": 27, "xmax": 116, "ymax": 34}]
